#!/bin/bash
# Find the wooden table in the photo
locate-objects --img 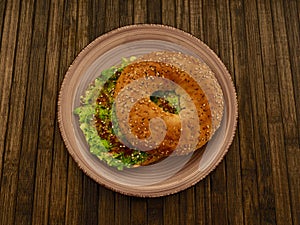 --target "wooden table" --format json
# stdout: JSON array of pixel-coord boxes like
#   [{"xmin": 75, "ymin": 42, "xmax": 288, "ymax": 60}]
[{"xmin": 0, "ymin": 0, "xmax": 299, "ymax": 224}]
